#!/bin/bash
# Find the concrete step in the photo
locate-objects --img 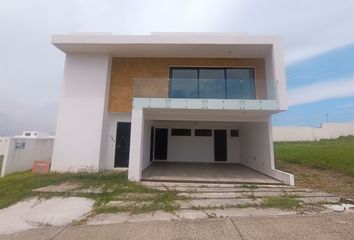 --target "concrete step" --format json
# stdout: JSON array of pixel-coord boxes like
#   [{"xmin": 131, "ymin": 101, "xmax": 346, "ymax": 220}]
[
  {"xmin": 179, "ymin": 198, "xmax": 262, "ymax": 209},
  {"xmin": 141, "ymin": 180, "xmax": 341, "ymax": 208},
  {"xmin": 299, "ymin": 196, "xmax": 341, "ymax": 204},
  {"xmin": 141, "ymin": 181, "xmax": 289, "ymax": 189},
  {"xmin": 176, "ymin": 196, "xmax": 341, "ymax": 209},
  {"xmin": 177, "ymin": 191, "xmax": 336, "ymax": 199},
  {"xmin": 149, "ymin": 186, "xmax": 315, "ymax": 193}
]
